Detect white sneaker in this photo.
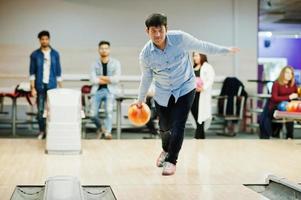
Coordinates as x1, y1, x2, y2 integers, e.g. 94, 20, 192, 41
162, 162, 176, 176
37, 132, 45, 140
156, 151, 168, 167
104, 132, 112, 140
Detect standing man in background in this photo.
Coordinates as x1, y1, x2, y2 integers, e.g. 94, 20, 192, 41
29, 30, 63, 139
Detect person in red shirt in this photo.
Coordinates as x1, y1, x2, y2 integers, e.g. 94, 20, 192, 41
269, 66, 298, 138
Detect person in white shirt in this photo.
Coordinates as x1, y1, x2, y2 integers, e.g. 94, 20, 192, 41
191, 53, 215, 139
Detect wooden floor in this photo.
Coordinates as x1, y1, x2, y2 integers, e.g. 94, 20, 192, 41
1, 139, 301, 199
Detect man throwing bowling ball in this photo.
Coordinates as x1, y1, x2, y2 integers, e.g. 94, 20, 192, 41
134, 13, 239, 176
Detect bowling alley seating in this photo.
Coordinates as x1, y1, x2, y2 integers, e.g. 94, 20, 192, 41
271, 101, 301, 139
0, 83, 37, 136
213, 95, 246, 136
271, 117, 294, 139
212, 77, 247, 136
259, 99, 294, 139
81, 85, 92, 116
81, 85, 93, 138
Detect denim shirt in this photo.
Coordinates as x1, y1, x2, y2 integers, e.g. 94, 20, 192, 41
90, 57, 121, 95
138, 30, 230, 107
29, 48, 62, 92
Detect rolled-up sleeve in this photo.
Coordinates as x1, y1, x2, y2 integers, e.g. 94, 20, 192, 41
138, 55, 153, 102
29, 54, 36, 80
29, 75, 35, 81
181, 31, 230, 54
56, 76, 63, 82
56, 53, 62, 81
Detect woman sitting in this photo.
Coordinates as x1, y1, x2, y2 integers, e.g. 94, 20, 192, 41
270, 66, 298, 139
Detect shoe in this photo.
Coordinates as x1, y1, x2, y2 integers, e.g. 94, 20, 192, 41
104, 133, 112, 140
233, 124, 239, 134
37, 132, 45, 140
96, 128, 105, 139
156, 151, 168, 167
162, 162, 176, 176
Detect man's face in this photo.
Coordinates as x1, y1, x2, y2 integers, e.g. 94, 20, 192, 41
146, 25, 167, 47
39, 36, 50, 48
99, 44, 110, 57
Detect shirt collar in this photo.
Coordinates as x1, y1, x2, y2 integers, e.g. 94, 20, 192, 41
98, 58, 110, 65
39, 46, 52, 53
39, 48, 52, 58
150, 34, 172, 52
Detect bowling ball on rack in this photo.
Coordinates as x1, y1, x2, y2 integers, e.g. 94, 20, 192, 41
287, 101, 299, 112
297, 102, 301, 112
128, 103, 151, 126
277, 101, 288, 111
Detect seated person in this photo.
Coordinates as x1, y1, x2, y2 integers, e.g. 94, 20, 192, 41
269, 66, 298, 139
90, 41, 121, 139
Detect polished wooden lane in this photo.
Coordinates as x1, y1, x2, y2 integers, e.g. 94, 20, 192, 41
0, 139, 301, 199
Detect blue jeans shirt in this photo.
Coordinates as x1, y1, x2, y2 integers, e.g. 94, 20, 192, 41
29, 48, 62, 92
138, 30, 230, 107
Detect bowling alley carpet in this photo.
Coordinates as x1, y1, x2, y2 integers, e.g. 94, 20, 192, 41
0, 139, 301, 199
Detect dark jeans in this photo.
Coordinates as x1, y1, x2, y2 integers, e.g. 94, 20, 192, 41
145, 96, 158, 135
191, 92, 205, 139
37, 84, 48, 132
155, 89, 195, 165
269, 107, 294, 139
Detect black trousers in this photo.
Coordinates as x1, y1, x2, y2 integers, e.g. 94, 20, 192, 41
145, 96, 158, 135
270, 107, 294, 139
155, 89, 195, 165
191, 92, 205, 139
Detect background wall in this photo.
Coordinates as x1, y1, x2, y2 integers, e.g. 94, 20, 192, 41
0, 0, 258, 93
259, 36, 301, 69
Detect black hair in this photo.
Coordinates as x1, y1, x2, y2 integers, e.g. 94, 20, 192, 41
38, 30, 50, 39
145, 13, 167, 28
98, 40, 110, 47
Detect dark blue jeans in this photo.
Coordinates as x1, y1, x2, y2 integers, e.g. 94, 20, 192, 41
155, 89, 195, 165
37, 84, 48, 132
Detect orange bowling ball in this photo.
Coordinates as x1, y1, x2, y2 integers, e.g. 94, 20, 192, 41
297, 102, 301, 112
128, 103, 151, 126
287, 101, 299, 112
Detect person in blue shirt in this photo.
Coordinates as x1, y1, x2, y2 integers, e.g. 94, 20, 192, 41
90, 41, 121, 140
135, 13, 239, 176
29, 31, 62, 139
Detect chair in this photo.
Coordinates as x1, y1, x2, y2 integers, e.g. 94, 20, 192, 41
81, 85, 92, 138
211, 77, 248, 136
81, 85, 92, 116
212, 95, 246, 136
